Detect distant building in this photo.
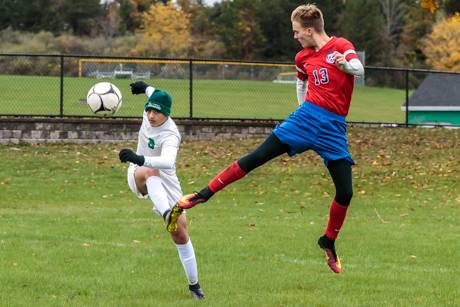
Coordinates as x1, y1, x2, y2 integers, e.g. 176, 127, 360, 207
403, 73, 460, 125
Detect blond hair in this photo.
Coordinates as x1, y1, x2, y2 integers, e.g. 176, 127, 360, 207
291, 3, 325, 33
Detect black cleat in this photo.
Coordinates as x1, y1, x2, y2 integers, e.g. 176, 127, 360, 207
189, 282, 205, 300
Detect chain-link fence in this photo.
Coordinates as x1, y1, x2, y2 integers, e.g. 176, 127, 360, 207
1, 53, 459, 127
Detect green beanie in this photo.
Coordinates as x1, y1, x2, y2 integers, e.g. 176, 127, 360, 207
144, 90, 172, 116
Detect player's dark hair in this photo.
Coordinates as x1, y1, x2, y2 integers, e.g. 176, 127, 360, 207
291, 3, 325, 33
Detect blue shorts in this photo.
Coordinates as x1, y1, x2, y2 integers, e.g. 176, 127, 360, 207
273, 102, 354, 166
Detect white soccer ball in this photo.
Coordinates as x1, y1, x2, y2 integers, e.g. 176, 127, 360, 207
86, 82, 122, 116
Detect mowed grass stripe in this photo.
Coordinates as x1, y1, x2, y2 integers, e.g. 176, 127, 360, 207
0, 75, 406, 122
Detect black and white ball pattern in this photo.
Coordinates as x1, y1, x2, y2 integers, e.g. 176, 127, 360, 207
86, 82, 122, 116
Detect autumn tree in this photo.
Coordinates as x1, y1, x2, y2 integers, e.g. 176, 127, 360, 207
422, 15, 460, 71
420, 0, 460, 16
133, 2, 191, 57
420, 0, 439, 13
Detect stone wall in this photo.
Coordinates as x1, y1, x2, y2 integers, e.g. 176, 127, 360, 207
0, 117, 278, 144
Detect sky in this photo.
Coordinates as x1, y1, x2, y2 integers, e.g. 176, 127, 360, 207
203, 0, 222, 5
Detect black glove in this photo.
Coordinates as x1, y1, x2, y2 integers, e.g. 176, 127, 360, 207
130, 81, 149, 95
119, 148, 145, 166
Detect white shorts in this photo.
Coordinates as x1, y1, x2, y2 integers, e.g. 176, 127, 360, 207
127, 165, 183, 214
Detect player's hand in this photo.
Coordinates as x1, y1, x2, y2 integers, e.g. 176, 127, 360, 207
130, 81, 149, 95
119, 148, 145, 166
331, 51, 346, 67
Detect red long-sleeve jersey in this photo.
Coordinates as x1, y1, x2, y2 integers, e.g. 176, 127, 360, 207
295, 36, 359, 116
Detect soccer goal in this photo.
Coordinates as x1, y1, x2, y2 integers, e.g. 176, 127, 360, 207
78, 58, 189, 79
272, 72, 297, 84
78, 58, 297, 82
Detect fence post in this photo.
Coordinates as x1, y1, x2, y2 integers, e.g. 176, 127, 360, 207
59, 55, 64, 117
405, 69, 409, 126
189, 59, 193, 119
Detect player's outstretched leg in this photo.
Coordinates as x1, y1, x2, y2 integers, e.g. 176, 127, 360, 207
189, 282, 205, 300
178, 135, 289, 209
178, 161, 246, 209
317, 235, 342, 273
163, 205, 183, 233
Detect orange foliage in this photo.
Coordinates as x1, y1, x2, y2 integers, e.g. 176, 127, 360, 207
420, 0, 438, 14
423, 15, 460, 71
133, 2, 191, 57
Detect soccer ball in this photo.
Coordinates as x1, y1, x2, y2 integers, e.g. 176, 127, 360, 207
86, 82, 122, 116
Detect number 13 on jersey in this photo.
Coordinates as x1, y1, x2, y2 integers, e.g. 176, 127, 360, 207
312, 68, 329, 85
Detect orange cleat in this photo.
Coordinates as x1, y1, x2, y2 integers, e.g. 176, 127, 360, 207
317, 235, 342, 273
177, 192, 209, 209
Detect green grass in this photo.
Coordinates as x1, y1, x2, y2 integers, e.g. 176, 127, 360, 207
0, 75, 406, 122
1, 127, 459, 306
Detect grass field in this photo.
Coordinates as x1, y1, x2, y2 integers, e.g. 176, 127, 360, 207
1, 127, 459, 306
0, 75, 407, 122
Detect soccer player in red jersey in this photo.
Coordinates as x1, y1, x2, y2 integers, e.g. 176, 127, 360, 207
174, 3, 364, 274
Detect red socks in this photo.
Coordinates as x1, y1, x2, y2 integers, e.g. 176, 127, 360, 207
208, 161, 247, 193
325, 199, 349, 240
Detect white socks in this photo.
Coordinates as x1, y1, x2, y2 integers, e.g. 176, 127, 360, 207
146, 176, 170, 217
146, 176, 198, 285
176, 239, 198, 285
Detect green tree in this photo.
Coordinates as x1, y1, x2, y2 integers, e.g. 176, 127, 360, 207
397, 3, 436, 67
255, 0, 300, 60
341, 0, 390, 65
100, 1, 122, 37
0, 0, 66, 33
61, 0, 104, 35
444, 0, 460, 15
314, 0, 345, 36
378, 0, 411, 47
256, 0, 344, 60
0, 0, 105, 35
201, 0, 266, 59
182, 1, 227, 58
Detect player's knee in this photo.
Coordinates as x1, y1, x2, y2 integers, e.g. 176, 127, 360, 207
144, 169, 160, 180
336, 188, 353, 206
